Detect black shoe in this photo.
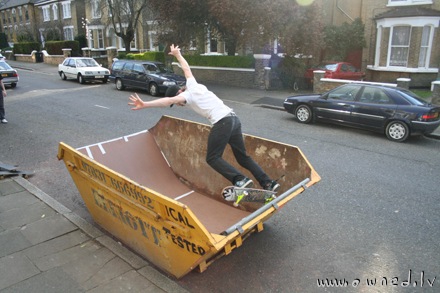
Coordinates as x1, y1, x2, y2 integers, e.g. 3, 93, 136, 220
264, 180, 280, 192
234, 177, 254, 188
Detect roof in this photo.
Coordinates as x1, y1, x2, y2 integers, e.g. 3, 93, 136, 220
375, 6, 440, 19
0, 0, 41, 10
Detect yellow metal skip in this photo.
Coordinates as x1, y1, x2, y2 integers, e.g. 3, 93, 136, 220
57, 115, 320, 278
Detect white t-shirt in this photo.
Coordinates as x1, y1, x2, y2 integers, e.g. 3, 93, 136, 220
180, 77, 232, 124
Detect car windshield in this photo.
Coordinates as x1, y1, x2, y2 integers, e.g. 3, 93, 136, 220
398, 89, 427, 106
317, 64, 338, 71
0, 62, 12, 70
76, 58, 99, 67
156, 64, 168, 73
142, 63, 168, 74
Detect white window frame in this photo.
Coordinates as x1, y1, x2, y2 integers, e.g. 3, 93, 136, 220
42, 6, 50, 22
18, 7, 22, 22
97, 28, 104, 49
418, 25, 433, 68
389, 25, 411, 67
147, 31, 157, 51
62, 1, 71, 19
92, 0, 101, 19
89, 25, 105, 49
11, 9, 16, 23
387, 0, 433, 6
63, 26, 74, 41
52, 4, 58, 20
368, 16, 439, 73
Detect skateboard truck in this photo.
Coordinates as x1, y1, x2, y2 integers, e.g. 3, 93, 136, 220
233, 191, 277, 207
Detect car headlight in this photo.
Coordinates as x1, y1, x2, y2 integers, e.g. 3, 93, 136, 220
163, 81, 176, 86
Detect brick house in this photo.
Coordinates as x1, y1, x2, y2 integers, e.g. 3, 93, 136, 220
0, 0, 40, 46
1, 0, 439, 87
323, 0, 440, 87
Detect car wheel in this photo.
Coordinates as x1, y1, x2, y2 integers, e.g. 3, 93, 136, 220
295, 104, 313, 124
115, 78, 125, 90
11, 83, 17, 88
149, 83, 159, 96
78, 74, 85, 84
60, 72, 67, 80
385, 121, 409, 142
102, 78, 108, 84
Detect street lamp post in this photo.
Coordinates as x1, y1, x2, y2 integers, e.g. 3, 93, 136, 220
81, 18, 92, 48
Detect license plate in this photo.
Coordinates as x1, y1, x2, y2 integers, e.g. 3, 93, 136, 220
95, 75, 104, 78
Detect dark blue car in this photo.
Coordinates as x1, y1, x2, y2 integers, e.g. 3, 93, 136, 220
109, 60, 186, 96
283, 83, 440, 142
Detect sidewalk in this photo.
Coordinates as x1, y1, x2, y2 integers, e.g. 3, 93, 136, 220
0, 177, 189, 293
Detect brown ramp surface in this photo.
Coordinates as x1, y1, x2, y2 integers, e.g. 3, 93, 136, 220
77, 130, 250, 234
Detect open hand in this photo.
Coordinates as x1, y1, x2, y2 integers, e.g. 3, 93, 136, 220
168, 44, 181, 57
128, 93, 145, 110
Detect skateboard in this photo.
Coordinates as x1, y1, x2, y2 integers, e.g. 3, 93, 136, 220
0, 162, 34, 179
222, 186, 277, 207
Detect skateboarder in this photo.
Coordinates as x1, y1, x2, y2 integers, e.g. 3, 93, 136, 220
129, 44, 280, 192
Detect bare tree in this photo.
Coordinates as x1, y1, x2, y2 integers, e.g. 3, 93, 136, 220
149, 0, 324, 56
103, 0, 151, 53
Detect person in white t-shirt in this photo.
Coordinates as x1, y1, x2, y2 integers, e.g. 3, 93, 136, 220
129, 44, 280, 192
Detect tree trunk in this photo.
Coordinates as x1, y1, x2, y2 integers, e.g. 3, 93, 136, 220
124, 38, 132, 53
225, 37, 237, 56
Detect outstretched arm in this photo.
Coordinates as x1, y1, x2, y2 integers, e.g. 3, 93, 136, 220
128, 93, 186, 110
168, 44, 193, 79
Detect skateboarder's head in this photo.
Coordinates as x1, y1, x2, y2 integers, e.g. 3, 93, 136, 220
165, 85, 182, 97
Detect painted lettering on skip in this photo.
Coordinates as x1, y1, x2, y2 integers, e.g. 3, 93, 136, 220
162, 227, 206, 256
92, 188, 160, 245
165, 206, 195, 229
80, 159, 154, 209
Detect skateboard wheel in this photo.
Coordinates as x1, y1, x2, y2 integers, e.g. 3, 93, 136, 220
233, 202, 239, 207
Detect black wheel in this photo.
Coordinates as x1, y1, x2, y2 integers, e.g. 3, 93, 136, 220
115, 78, 125, 90
295, 104, 313, 124
385, 121, 409, 142
60, 72, 67, 80
102, 78, 108, 83
10, 83, 17, 88
149, 83, 159, 96
78, 74, 85, 84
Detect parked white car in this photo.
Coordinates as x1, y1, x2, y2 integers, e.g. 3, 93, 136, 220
58, 57, 110, 84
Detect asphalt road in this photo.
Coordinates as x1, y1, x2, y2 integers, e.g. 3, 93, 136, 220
1, 62, 439, 292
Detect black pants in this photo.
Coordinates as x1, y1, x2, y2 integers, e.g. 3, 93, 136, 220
206, 115, 270, 187
0, 92, 4, 119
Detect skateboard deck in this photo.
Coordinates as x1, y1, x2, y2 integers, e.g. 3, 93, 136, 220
0, 162, 19, 172
222, 186, 277, 207
0, 163, 34, 179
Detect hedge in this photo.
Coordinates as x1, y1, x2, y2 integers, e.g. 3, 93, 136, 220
183, 55, 254, 68
45, 41, 80, 56
13, 42, 40, 54
123, 52, 254, 68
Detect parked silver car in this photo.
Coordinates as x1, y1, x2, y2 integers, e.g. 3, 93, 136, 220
0, 61, 19, 88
